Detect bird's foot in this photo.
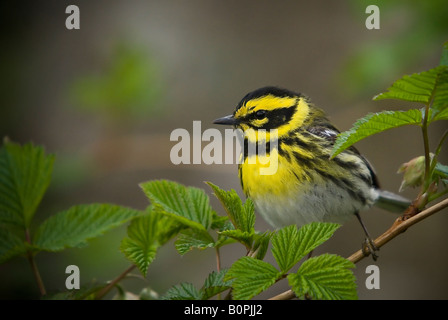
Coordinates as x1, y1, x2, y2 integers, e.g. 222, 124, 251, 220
361, 238, 379, 261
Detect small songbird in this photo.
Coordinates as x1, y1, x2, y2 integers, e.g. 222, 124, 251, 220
213, 86, 410, 259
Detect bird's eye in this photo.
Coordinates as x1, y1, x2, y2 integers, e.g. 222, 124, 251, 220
255, 110, 267, 119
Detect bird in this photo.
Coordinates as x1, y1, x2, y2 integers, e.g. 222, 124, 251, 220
213, 86, 410, 260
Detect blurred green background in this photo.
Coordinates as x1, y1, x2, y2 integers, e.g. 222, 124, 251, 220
0, 0, 447, 299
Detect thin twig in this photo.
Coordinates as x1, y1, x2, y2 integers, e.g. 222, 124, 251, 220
348, 197, 448, 263
25, 229, 46, 297
269, 289, 296, 300
216, 247, 221, 272
95, 264, 136, 300
26, 251, 46, 297
216, 247, 222, 300
269, 197, 448, 300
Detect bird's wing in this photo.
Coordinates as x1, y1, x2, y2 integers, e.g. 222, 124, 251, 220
307, 124, 381, 189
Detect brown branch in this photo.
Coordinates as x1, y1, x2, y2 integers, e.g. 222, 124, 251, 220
95, 264, 136, 300
269, 197, 448, 300
348, 197, 448, 263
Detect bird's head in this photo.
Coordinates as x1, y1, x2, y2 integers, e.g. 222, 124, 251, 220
213, 86, 319, 138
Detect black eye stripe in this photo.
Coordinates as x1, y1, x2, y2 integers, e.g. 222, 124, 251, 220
250, 105, 297, 129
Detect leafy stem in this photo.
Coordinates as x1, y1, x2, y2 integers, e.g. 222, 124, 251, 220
25, 229, 46, 297
428, 129, 448, 189
421, 102, 432, 195
434, 129, 448, 158
428, 188, 448, 203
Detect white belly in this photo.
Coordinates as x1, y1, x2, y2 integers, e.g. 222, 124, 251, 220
253, 182, 379, 229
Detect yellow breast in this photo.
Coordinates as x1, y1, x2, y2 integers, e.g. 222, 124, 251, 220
239, 149, 311, 200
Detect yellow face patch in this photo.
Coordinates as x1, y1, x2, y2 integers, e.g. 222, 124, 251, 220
251, 118, 269, 127
281, 97, 309, 134
234, 95, 310, 139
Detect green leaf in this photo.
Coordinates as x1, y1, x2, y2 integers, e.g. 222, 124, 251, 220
210, 211, 229, 230
432, 68, 448, 115
121, 238, 157, 277
207, 182, 255, 235
120, 210, 175, 276
140, 181, 217, 257
162, 282, 201, 300
214, 237, 237, 249
435, 162, 448, 178
272, 223, 339, 273
141, 180, 214, 231
432, 107, 448, 121
174, 229, 215, 255
219, 229, 253, 249
250, 231, 272, 260
369, 44, 448, 124
331, 109, 423, 158
0, 141, 54, 228
156, 216, 184, 246
271, 225, 301, 273
0, 225, 28, 264
201, 269, 232, 300
34, 204, 142, 251
162, 270, 232, 300
288, 254, 357, 300
433, 42, 448, 114
295, 222, 341, 261
371, 46, 448, 121
225, 257, 281, 300
373, 66, 446, 104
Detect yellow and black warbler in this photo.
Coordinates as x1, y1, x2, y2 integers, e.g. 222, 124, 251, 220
213, 86, 410, 259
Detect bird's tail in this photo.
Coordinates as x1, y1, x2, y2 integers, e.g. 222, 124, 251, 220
374, 190, 412, 213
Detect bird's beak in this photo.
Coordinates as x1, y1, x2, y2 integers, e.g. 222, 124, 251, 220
213, 114, 238, 126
